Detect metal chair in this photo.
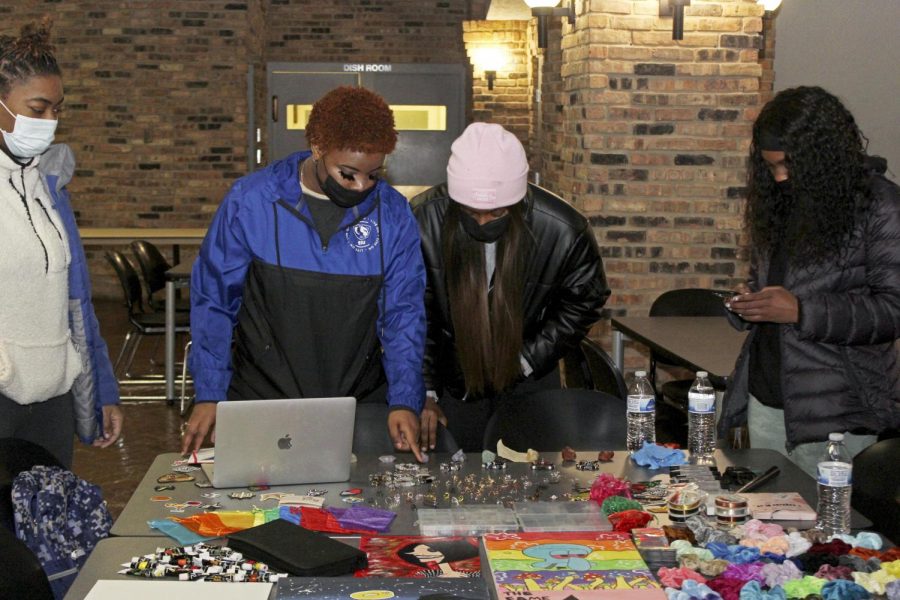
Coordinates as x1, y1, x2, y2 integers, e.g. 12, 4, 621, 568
852, 438, 900, 543
483, 389, 626, 453
562, 337, 628, 400
130, 240, 190, 312
105, 250, 190, 381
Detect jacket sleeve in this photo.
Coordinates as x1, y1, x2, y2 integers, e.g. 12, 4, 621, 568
794, 180, 900, 345
522, 223, 610, 377
379, 198, 427, 413
188, 181, 253, 402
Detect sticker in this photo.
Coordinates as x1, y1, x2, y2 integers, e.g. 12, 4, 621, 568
172, 465, 200, 473
157, 473, 195, 483
185, 501, 202, 507
247, 485, 270, 492
342, 496, 365, 504
340, 488, 363, 496
200, 492, 220, 499
194, 481, 213, 488
154, 485, 176, 492
150, 496, 173, 502
260, 493, 287, 502
229, 491, 255, 500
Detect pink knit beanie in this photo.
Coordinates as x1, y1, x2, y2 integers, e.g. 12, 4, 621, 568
446, 122, 528, 210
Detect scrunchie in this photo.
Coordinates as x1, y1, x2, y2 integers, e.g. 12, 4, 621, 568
723, 562, 766, 585
820, 579, 871, 600
741, 519, 785, 540
782, 575, 826, 598
885, 579, 900, 600
600, 495, 643, 517
852, 570, 894, 596
687, 515, 739, 546
707, 543, 762, 565
665, 579, 723, 600
838, 555, 881, 574
883, 560, 900, 579
739, 581, 787, 600
786, 532, 813, 558
608, 509, 653, 532
666, 525, 698, 545
809, 540, 853, 556
830, 532, 882, 551
795, 528, 830, 545
762, 561, 804, 588
589, 473, 632, 505
672, 539, 715, 561
681, 554, 730, 578
793, 552, 841, 574
880, 548, 900, 563
706, 576, 747, 600
814, 564, 854, 581
659, 566, 708, 589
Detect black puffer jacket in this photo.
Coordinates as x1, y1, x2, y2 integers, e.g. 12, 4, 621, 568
720, 162, 900, 449
412, 183, 610, 398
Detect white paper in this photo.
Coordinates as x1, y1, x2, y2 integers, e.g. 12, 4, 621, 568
85, 580, 273, 600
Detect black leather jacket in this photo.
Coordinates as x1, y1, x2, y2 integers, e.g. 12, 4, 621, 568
720, 160, 900, 449
412, 183, 610, 398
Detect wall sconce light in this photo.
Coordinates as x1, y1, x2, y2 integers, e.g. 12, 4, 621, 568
470, 46, 508, 92
659, 0, 691, 40
524, 0, 575, 49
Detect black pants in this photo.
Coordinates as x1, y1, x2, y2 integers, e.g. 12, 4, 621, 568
0, 390, 75, 469
438, 368, 561, 452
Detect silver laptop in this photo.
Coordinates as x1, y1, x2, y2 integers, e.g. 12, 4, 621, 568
204, 397, 356, 488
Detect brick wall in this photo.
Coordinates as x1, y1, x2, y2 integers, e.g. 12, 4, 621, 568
4, 1, 481, 298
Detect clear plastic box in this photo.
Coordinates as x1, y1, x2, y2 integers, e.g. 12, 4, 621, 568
416, 506, 519, 536
513, 501, 612, 532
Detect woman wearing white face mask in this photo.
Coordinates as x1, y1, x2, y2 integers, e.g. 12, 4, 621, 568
0, 19, 123, 467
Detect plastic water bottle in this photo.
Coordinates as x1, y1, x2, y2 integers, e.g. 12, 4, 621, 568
815, 432, 852, 536
687, 371, 716, 463
626, 370, 656, 452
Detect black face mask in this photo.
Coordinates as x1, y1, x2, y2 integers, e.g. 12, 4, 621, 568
775, 179, 792, 197
315, 159, 371, 208
459, 210, 510, 243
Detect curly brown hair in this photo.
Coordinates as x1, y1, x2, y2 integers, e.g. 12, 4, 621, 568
0, 17, 60, 96
306, 86, 397, 155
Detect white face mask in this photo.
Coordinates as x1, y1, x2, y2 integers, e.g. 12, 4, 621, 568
0, 98, 58, 158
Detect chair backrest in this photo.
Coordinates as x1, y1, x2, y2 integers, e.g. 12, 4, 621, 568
483, 389, 626, 453
851, 438, 900, 543
561, 338, 628, 400
353, 403, 459, 455
130, 240, 172, 303
105, 250, 144, 315
649, 288, 730, 317
0, 526, 54, 600
0, 439, 63, 533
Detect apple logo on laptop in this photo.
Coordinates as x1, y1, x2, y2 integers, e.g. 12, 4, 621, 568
277, 434, 293, 450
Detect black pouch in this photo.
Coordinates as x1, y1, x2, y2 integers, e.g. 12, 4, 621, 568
228, 520, 368, 576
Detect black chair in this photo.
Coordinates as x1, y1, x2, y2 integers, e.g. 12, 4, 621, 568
0, 439, 59, 600
852, 438, 900, 543
648, 288, 731, 444
106, 250, 191, 379
352, 403, 460, 455
482, 389, 626, 453
562, 338, 628, 400
130, 240, 190, 312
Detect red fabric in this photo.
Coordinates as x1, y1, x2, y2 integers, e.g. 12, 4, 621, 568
608, 510, 653, 533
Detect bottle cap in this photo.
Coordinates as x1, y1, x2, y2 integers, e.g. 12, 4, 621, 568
828, 432, 845, 441
635, 370, 646, 377
696, 371, 708, 377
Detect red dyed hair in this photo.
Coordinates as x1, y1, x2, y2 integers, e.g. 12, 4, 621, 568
306, 86, 398, 155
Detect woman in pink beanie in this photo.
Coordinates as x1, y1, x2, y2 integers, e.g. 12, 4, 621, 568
412, 123, 610, 451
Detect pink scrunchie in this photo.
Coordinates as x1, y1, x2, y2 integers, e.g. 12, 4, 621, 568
742, 519, 785, 540
706, 576, 746, 600
723, 562, 766, 584
657, 566, 707, 589
761, 561, 803, 588
589, 472, 631, 505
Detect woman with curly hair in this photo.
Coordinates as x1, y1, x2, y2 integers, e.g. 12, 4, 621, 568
720, 86, 899, 476
0, 19, 123, 466
183, 86, 426, 461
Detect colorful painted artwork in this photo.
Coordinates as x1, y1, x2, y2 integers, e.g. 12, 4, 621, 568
482, 531, 665, 600
277, 576, 490, 600
357, 536, 482, 578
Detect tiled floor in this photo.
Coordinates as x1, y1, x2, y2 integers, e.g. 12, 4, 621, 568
71, 299, 190, 519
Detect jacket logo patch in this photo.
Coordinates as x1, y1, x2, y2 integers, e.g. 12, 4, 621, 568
347, 218, 379, 252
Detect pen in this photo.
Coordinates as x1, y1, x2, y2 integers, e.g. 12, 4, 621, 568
735, 466, 781, 493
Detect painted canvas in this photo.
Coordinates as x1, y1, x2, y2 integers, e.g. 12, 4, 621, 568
481, 531, 665, 600
357, 536, 482, 578
277, 576, 490, 600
